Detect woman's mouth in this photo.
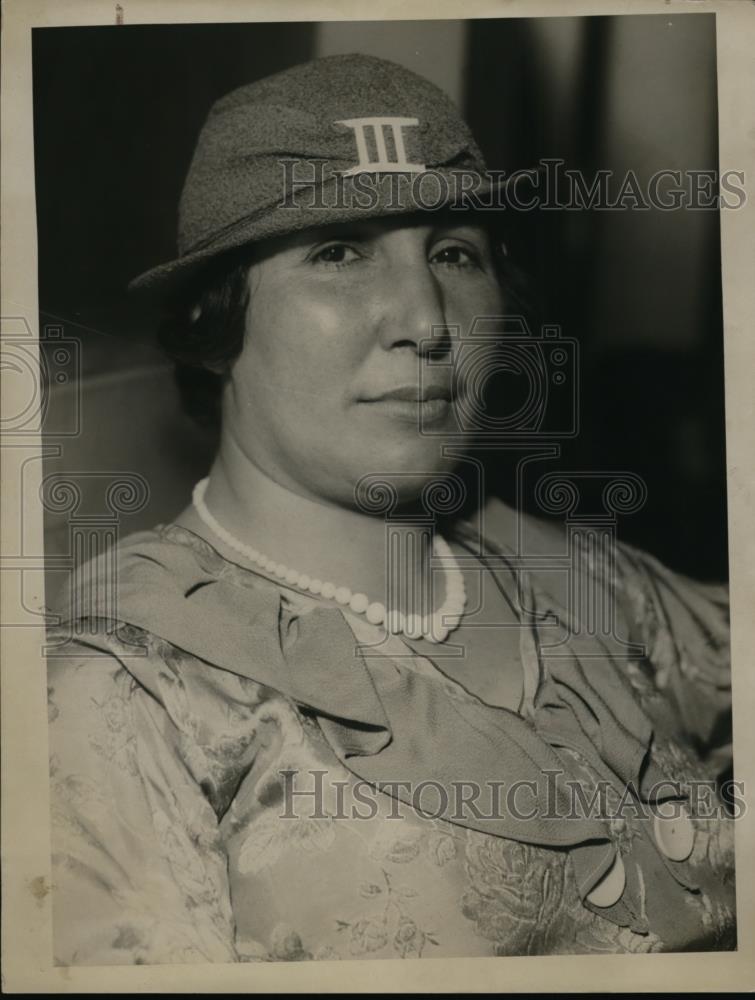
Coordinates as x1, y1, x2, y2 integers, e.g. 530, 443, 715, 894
361, 385, 455, 424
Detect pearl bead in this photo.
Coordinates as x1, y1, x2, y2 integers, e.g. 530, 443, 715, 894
366, 602, 385, 625
405, 614, 423, 640
427, 614, 448, 640
191, 478, 467, 646
387, 610, 405, 635
349, 592, 369, 614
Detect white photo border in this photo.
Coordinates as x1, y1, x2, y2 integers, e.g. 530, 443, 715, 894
2, 0, 754, 992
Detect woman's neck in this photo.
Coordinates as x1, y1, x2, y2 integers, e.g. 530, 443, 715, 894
180, 441, 457, 617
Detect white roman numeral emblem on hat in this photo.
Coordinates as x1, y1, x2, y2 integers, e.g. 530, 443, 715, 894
335, 117, 425, 175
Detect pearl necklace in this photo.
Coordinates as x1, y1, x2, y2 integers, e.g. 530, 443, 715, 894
191, 477, 466, 644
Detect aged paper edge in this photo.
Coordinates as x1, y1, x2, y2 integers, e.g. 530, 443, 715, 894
1, 0, 753, 992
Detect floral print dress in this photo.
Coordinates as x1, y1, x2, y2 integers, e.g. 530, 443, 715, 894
46, 502, 736, 964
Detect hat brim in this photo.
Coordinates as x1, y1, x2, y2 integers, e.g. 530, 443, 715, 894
128, 171, 531, 303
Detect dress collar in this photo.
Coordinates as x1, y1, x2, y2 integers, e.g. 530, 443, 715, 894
53, 512, 682, 919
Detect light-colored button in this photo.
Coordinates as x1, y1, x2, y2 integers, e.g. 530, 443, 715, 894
586, 852, 626, 908
654, 808, 695, 862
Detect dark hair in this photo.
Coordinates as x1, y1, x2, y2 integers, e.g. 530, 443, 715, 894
156, 247, 255, 430
157, 220, 531, 431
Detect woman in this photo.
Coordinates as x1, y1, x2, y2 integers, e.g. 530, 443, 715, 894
47, 53, 735, 964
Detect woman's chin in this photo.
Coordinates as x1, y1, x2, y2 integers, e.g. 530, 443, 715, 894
288, 433, 471, 510
360, 441, 459, 477
336, 448, 466, 514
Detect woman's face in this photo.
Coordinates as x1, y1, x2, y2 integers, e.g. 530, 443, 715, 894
223, 213, 505, 507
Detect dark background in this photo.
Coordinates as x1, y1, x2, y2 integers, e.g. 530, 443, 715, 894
33, 15, 729, 581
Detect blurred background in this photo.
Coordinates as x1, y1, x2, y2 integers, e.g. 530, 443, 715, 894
32, 13, 729, 585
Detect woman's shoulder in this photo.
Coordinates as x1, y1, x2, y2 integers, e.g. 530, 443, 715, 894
46, 520, 289, 711
459, 493, 569, 556
470, 493, 731, 684
45, 518, 344, 724
471, 493, 728, 607
49, 520, 281, 627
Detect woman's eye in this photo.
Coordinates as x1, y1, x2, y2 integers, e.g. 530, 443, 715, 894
431, 244, 480, 268
311, 243, 360, 265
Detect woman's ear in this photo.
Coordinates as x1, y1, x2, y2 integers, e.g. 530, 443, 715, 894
188, 303, 226, 374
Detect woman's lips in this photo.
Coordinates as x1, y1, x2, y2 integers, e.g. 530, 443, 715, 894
360, 386, 455, 424
367, 397, 452, 422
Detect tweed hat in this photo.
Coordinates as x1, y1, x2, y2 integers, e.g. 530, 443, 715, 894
130, 53, 514, 298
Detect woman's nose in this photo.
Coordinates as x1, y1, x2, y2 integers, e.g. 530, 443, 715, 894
375, 257, 450, 357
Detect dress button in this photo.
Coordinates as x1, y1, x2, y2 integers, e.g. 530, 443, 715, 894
653, 808, 695, 862
586, 852, 626, 908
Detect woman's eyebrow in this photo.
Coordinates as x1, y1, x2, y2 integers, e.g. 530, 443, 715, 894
429, 222, 487, 238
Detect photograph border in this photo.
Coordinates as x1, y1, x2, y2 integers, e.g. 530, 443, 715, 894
2, 0, 754, 992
